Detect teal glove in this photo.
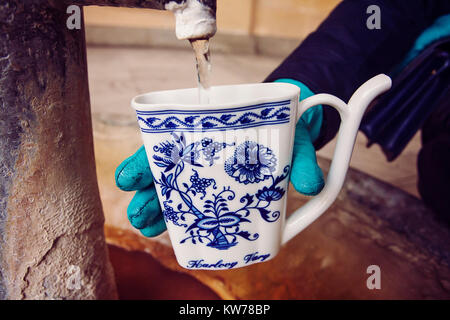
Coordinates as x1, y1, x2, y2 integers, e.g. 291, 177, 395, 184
392, 14, 450, 75
275, 79, 324, 196
115, 80, 324, 237
115, 146, 166, 237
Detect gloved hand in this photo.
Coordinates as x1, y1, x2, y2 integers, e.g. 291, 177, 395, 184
392, 14, 450, 75
115, 80, 324, 237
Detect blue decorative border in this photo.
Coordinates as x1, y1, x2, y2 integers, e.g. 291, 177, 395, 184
136, 100, 291, 133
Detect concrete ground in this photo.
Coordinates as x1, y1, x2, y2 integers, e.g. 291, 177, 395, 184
87, 45, 421, 199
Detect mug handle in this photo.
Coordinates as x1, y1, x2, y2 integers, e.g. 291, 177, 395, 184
282, 74, 392, 244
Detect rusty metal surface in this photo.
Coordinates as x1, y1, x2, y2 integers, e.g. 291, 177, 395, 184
108, 244, 220, 299
74, 0, 216, 15
0, 0, 118, 299
0, 0, 217, 300
74, 0, 179, 10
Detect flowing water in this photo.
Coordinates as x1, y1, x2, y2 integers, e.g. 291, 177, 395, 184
190, 38, 212, 104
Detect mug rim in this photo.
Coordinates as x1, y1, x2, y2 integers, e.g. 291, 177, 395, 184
131, 82, 300, 112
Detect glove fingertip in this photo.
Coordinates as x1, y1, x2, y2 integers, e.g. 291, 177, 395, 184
116, 146, 153, 191
139, 218, 167, 237
127, 187, 161, 229
115, 159, 133, 191
290, 155, 325, 196
291, 173, 324, 196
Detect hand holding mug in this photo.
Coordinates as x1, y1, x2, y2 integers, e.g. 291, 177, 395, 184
118, 74, 391, 269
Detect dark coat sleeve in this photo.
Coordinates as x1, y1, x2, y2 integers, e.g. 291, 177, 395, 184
265, 0, 450, 149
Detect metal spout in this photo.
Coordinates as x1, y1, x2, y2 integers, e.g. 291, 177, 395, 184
75, 0, 217, 40
165, 0, 217, 40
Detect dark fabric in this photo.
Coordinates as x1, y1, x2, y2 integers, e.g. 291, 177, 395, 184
265, 0, 450, 148
360, 38, 450, 161
314, 106, 341, 150
418, 89, 450, 224
421, 88, 450, 145
418, 135, 450, 224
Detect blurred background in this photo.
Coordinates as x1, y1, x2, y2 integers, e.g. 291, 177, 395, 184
85, 1, 446, 299
84, 0, 339, 55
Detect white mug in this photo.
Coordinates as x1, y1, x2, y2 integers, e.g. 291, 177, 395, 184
132, 74, 391, 269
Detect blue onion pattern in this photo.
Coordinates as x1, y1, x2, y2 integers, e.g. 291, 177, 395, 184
225, 141, 277, 184
153, 132, 290, 250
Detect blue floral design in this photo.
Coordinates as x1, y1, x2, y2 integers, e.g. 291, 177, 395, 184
190, 169, 216, 199
224, 141, 277, 184
152, 133, 290, 250
200, 138, 229, 166
162, 200, 186, 227
256, 186, 285, 202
